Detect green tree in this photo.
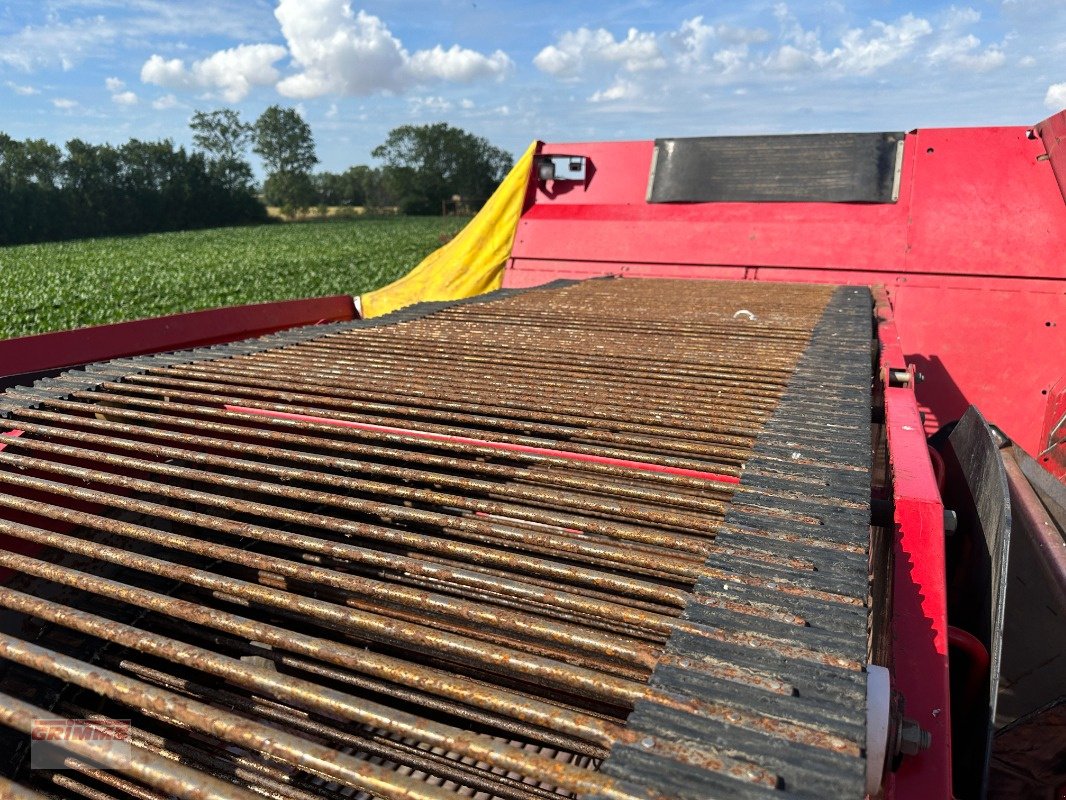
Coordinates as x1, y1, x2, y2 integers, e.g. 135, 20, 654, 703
190, 109, 254, 191
253, 105, 318, 212
371, 123, 512, 215
263, 171, 316, 214
0, 135, 64, 243
253, 106, 318, 174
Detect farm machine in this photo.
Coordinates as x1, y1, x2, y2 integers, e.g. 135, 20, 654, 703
0, 109, 1063, 800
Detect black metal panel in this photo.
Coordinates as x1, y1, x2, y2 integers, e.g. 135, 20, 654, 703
648, 133, 903, 203
989, 699, 1066, 799
942, 408, 1012, 800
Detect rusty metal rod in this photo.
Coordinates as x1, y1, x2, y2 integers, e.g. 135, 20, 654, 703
59, 710, 358, 800
0, 447, 682, 635
59, 761, 170, 800
225, 347, 784, 411
0, 440, 703, 579
82, 380, 753, 467
0, 692, 264, 800
0, 480, 658, 673
14, 399, 737, 513
121, 660, 575, 800
8, 415, 722, 541
0, 592, 638, 800
0, 521, 649, 706
262, 342, 794, 399
209, 353, 779, 423
151, 362, 766, 437
39, 392, 743, 490
125, 372, 759, 451
289, 332, 799, 387
0, 449, 694, 601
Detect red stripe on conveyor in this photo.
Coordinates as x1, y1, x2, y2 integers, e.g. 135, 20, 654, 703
223, 405, 741, 485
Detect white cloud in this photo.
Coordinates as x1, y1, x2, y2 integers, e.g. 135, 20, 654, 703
407, 45, 512, 83
943, 7, 982, 28
5, 81, 39, 95
766, 11, 934, 75
590, 79, 642, 103
273, 0, 511, 99
151, 93, 179, 110
409, 95, 452, 113
112, 90, 138, 105
141, 43, 287, 102
927, 10, 1007, 73
1047, 82, 1066, 109
534, 27, 666, 78
665, 17, 768, 74
829, 14, 933, 73
52, 98, 78, 109
460, 98, 475, 109
536, 12, 936, 88
104, 76, 125, 92
0, 16, 118, 71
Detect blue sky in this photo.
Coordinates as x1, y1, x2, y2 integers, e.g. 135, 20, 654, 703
1, 0, 1063, 174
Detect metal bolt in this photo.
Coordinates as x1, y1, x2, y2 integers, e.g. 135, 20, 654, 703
897, 719, 931, 756
943, 510, 958, 533
640, 737, 655, 749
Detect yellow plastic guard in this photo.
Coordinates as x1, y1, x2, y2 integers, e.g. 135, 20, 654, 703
359, 141, 538, 318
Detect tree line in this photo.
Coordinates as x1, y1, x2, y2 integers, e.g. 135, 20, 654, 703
0, 134, 267, 246
0, 106, 514, 247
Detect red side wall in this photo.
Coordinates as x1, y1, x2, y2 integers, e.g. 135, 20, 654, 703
0, 295, 357, 383
506, 116, 1066, 457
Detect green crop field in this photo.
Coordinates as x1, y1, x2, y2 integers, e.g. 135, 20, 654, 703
0, 217, 466, 340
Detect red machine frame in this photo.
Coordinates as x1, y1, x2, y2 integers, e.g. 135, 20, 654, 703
0, 112, 1063, 799
878, 291, 951, 798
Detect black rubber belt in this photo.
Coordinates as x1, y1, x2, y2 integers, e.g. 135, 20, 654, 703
595, 286, 873, 800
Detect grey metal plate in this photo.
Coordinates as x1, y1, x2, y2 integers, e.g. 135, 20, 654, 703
647, 132, 904, 204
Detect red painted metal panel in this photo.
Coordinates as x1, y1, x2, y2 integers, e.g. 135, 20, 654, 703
514, 201, 910, 273
888, 283, 1064, 454
1039, 377, 1066, 480
1036, 110, 1066, 203
878, 294, 952, 800
903, 126, 1062, 279
0, 295, 357, 381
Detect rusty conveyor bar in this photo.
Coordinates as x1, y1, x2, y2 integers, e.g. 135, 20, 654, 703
0, 278, 873, 800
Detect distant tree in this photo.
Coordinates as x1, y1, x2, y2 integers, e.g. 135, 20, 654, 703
371, 123, 512, 215
190, 109, 254, 191
0, 131, 266, 247
253, 105, 318, 212
312, 165, 393, 208
263, 170, 316, 215
0, 135, 64, 242
253, 106, 318, 174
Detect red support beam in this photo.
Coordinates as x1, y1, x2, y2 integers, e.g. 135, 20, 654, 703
877, 290, 952, 799
0, 295, 357, 382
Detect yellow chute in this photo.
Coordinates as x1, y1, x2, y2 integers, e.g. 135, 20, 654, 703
359, 141, 538, 318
